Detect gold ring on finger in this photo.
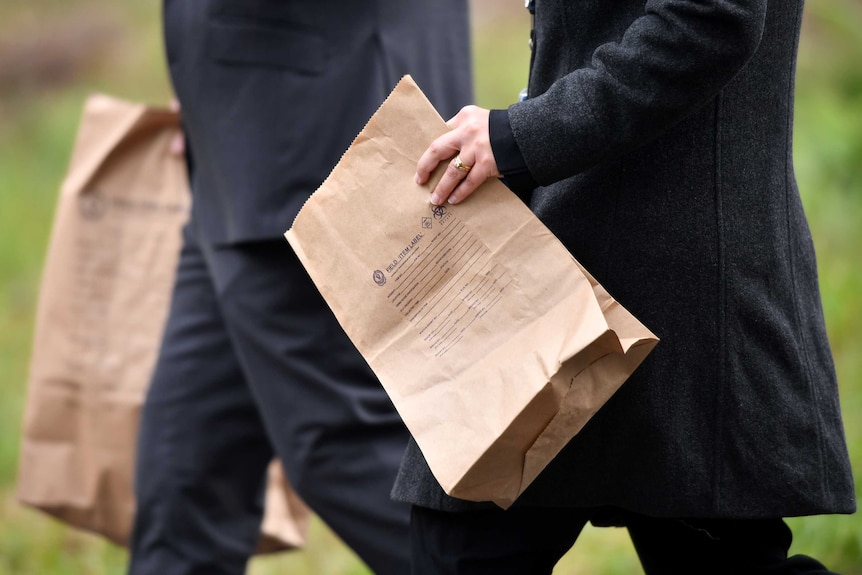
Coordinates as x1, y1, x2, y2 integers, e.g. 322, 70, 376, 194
453, 155, 472, 173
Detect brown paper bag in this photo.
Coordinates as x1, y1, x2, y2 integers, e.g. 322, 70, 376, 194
16, 94, 310, 551
285, 76, 659, 508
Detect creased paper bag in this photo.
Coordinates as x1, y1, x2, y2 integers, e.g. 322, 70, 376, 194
285, 76, 659, 509
17, 94, 310, 552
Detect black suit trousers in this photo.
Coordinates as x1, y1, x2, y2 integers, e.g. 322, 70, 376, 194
410, 506, 840, 575
129, 219, 411, 575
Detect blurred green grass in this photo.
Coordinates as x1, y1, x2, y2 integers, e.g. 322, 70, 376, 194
0, 2, 859, 574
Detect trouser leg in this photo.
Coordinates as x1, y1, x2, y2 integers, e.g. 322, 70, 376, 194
205, 238, 412, 575
626, 516, 840, 575
129, 226, 273, 575
409, 505, 589, 575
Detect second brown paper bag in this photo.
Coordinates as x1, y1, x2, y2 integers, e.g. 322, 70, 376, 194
285, 77, 659, 508
17, 94, 310, 551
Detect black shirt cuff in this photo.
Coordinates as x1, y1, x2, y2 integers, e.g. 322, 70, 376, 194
489, 108, 538, 203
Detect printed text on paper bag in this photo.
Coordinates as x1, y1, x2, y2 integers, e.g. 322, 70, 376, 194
376, 206, 513, 357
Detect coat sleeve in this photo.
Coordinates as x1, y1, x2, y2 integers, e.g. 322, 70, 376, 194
508, 0, 768, 186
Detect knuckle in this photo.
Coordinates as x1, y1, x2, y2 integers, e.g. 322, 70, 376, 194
428, 142, 447, 157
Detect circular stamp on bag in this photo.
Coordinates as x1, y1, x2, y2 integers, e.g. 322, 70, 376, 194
373, 270, 386, 286
79, 191, 107, 221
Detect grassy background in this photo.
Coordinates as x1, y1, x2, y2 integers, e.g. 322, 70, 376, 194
1, 1, 859, 573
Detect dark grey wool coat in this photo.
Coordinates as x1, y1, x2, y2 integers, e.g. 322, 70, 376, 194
393, 0, 856, 518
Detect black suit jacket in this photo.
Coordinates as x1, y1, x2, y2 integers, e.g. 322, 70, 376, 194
164, 0, 473, 243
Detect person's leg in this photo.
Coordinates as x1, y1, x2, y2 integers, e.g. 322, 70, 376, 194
129, 226, 274, 575
208, 239, 412, 575
626, 515, 840, 574
410, 505, 589, 575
